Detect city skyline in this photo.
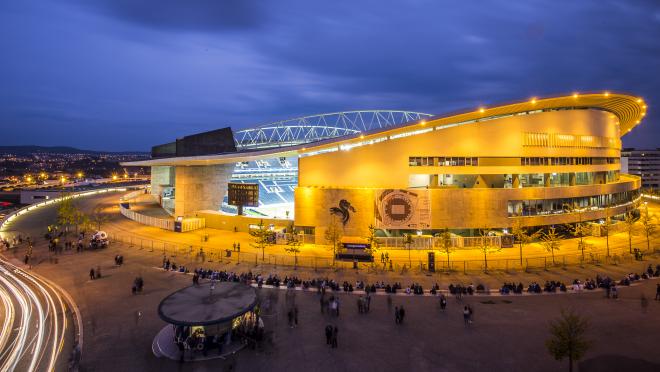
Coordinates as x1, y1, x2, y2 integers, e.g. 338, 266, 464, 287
1, 0, 659, 151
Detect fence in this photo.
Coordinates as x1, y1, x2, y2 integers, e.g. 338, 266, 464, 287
119, 190, 205, 232
376, 235, 502, 250
102, 229, 657, 274
119, 207, 174, 230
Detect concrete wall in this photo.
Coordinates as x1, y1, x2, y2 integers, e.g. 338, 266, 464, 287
299, 109, 620, 189
174, 164, 234, 217
294, 187, 376, 242
196, 210, 291, 233
19, 190, 59, 205
294, 176, 641, 240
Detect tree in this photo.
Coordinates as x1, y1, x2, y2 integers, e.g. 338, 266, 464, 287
403, 233, 414, 269
284, 223, 302, 269
640, 205, 656, 252
89, 205, 110, 231
541, 226, 563, 266
324, 218, 343, 266
623, 211, 637, 254
511, 219, 539, 266
249, 219, 274, 261
435, 228, 454, 270
546, 309, 591, 372
364, 224, 380, 260
478, 228, 502, 273
563, 203, 589, 262
602, 208, 613, 258
56, 195, 78, 235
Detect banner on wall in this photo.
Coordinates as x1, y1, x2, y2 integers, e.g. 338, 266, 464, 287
375, 189, 431, 229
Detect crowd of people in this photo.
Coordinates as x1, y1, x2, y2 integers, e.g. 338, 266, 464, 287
1, 234, 27, 250
159, 259, 660, 299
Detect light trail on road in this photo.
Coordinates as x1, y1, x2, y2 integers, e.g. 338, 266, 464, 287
0, 258, 68, 372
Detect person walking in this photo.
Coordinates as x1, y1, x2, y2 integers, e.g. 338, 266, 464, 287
463, 306, 470, 326
287, 309, 294, 328
641, 294, 649, 313
467, 305, 474, 323
325, 325, 333, 345
440, 294, 447, 311
89, 268, 95, 280
394, 306, 400, 324
331, 326, 338, 348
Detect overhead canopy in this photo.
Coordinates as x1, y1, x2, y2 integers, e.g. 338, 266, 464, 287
158, 282, 257, 326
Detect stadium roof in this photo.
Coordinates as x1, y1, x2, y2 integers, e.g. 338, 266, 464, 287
123, 92, 647, 167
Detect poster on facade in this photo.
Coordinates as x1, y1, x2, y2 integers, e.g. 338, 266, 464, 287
375, 189, 431, 229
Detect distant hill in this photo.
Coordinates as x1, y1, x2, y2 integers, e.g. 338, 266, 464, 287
0, 145, 148, 155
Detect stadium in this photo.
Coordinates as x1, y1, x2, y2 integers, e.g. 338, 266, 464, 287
123, 93, 646, 244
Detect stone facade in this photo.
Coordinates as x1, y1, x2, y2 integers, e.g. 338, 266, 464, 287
150, 166, 174, 198
174, 165, 234, 217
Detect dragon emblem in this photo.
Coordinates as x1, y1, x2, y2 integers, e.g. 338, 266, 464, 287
329, 199, 356, 226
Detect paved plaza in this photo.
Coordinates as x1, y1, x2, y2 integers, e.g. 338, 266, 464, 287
2, 191, 660, 371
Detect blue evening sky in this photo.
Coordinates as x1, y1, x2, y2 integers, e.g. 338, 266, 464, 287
0, 0, 658, 151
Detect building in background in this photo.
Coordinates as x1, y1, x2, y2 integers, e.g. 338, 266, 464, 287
621, 149, 660, 189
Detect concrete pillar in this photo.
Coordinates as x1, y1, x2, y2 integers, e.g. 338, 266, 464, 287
174, 164, 234, 217
150, 166, 174, 198
429, 174, 439, 188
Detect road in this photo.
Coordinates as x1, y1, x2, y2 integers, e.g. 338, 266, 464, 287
0, 257, 73, 371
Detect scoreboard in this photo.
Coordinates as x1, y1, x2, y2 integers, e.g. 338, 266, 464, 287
227, 183, 259, 211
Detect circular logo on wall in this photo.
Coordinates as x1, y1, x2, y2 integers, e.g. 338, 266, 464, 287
381, 190, 417, 227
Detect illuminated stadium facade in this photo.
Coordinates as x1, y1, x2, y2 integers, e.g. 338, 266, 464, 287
123, 93, 647, 242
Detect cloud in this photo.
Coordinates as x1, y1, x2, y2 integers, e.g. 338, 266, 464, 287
0, 0, 659, 150
69, 0, 269, 32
